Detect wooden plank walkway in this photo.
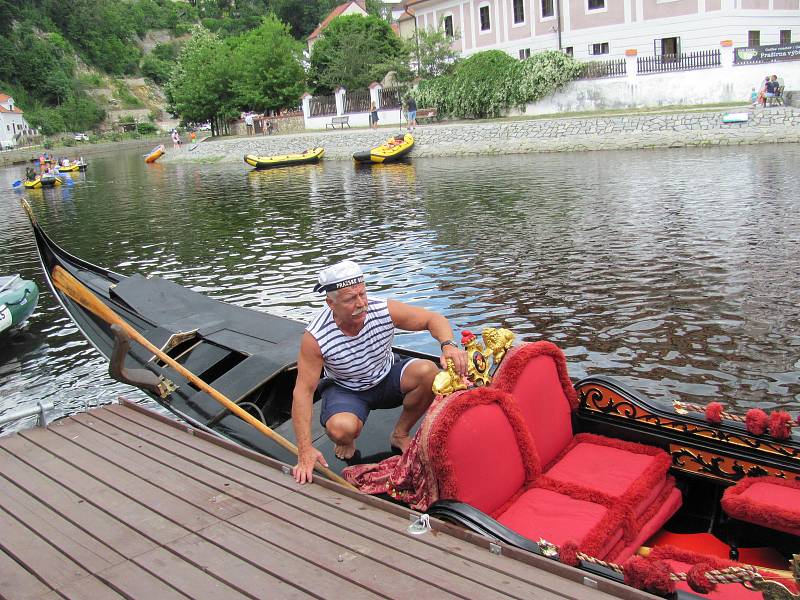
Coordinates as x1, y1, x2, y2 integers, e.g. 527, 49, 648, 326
0, 400, 655, 600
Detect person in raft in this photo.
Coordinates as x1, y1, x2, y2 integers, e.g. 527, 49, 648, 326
291, 260, 468, 483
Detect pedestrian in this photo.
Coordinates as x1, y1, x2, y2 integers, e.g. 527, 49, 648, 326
369, 102, 379, 129
405, 96, 417, 131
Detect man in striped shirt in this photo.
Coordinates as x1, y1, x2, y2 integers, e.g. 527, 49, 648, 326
292, 260, 467, 484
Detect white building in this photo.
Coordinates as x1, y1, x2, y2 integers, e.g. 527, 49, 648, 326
402, 0, 800, 61
0, 93, 36, 149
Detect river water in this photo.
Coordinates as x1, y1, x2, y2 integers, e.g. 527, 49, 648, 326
1, 144, 799, 433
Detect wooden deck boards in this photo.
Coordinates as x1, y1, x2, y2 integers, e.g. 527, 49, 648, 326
0, 401, 655, 600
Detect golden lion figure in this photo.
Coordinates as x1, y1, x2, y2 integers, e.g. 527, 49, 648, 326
482, 327, 515, 363
432, 358, 468, 397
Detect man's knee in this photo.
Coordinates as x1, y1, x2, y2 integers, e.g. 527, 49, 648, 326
325, 412, 362, 441
402, 360, 440, 397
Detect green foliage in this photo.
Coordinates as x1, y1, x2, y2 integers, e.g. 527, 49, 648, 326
415, 50, 583, 119
228, 15, 305, 112
308, 14, 408, 94
141, 54, 172, 84
166, 25, 237, 125
257, 0, 339, 39
410, 27, 461, 78
136, 122, 158, 134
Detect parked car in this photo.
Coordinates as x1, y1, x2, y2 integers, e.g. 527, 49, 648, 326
198, 123, 211, 131
74, 132, 89, 142
0, 141, 15, 150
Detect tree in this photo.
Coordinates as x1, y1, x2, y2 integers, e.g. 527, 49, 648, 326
269, 0, 339, 39
307, 14, 407, 94
411, 26, 461, 78
228, 15, 305, 112
166, 26, 236, 130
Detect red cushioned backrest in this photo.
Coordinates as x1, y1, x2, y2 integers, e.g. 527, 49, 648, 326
445, 403, 527, 515
493, 343, 576, 468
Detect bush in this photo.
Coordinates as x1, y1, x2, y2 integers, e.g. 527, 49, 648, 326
415, 49, 583, 119
136, 122, 157, 134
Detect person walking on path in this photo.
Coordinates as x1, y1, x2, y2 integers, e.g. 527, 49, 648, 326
369, 102, 379, 129
405, 96, 417, 131
291, 260, 467, 483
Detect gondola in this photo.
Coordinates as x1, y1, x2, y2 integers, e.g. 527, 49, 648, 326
353, 133, 414, 164
22, 200, 800, 599
243, 147, 324, 169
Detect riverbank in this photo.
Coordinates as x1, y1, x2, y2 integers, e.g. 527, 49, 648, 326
164, 106, 800, 164
0, 136, 171, 168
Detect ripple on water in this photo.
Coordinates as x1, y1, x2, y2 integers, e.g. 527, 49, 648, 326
1, 145, 799, 434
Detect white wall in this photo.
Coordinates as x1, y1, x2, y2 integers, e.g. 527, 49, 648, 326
512, 59, 799, 114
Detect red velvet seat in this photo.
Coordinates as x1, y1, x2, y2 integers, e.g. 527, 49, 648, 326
721, 477, 800, 537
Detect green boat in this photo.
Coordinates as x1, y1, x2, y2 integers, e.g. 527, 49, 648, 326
0, 275, 39, 334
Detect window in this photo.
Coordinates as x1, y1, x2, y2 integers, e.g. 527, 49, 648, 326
565, 46, 574, 56
588, 0, 605, 9
443, 14, 454, 37
658, 36, 680, 56
589, 42, 609, 55
479, 5, 491, 31
519, 48, 531, 59
513, 0, 525, 23
780, 30, 791, 44
748, 30, 760, 47
541, 0, 554, 18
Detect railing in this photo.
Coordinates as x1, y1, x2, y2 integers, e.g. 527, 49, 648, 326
637, 49, 720, 74
378, 86, 402, 109
733, 42, 800, 65
344, 88, 371, 113
0, 401, 55, 431
578, 59, 626, 79
309, 94, 337, 117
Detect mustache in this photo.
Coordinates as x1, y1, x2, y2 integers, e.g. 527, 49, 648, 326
351, 307, 367, 317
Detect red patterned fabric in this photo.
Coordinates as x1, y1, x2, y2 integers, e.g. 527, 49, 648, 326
721, 476, 800, 536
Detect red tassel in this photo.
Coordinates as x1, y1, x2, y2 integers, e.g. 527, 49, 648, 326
558, 541, 580, 567
686, 562, 717, 594
704, 402, 724, 425
623, 556, 675, 595
745, 408, 768, 435
768, 411, 793, 439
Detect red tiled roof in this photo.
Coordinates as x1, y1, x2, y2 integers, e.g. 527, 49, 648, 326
0, 105, 23, 114
0, 93, 11, 102
308, 0, 367, 41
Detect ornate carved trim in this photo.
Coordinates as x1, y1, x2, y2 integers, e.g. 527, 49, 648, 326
578, 383, 800, 464
669, 444, 800, 483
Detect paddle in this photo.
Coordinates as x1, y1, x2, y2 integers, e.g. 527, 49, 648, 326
50, 265, 355, 490
61, 175, 74, 187
11, 180, 21, 188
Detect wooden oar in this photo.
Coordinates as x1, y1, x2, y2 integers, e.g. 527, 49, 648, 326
51, 265, 355, 489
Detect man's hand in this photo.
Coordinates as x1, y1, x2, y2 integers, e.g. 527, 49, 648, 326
292, 446, 328, 484
441, 343, 468, 377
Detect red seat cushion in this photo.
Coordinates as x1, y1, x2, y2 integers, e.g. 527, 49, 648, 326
721, 477, 800, 536
427, 387, 541, 515
542, 433, 672, 515
492, 342, 578, 468
497, 487, 624, 558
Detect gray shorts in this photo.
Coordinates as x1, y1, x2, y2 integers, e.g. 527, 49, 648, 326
319, 354, 416, 427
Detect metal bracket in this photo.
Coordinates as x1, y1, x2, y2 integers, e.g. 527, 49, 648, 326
109, 324, 176, 398
489, 543, 502, 556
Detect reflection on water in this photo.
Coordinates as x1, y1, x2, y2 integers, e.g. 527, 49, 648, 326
1, 144, 798, 433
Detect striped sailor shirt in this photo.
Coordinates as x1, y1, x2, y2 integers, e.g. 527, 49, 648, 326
306, 297, 395, 391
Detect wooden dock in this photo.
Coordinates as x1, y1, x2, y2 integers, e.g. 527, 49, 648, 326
0, 400, 654, 599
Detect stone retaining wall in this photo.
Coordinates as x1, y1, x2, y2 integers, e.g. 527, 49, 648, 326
165, 107, 800, 164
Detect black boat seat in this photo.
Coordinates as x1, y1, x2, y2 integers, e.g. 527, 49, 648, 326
175, 341, 233, 376
189, 353, 292, 418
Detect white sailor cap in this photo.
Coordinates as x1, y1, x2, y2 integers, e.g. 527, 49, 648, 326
313, 260, 365, 293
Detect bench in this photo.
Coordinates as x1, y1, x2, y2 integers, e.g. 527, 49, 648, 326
415, 107, 437, 123
326, 115, 350, 130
